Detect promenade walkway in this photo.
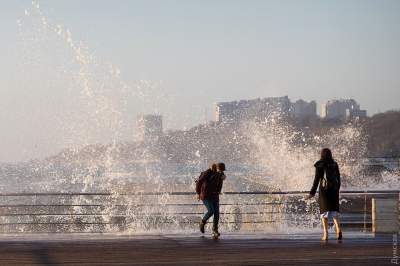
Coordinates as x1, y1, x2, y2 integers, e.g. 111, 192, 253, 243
0, 232, 396, 265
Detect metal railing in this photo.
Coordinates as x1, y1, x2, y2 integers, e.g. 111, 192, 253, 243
0, 190, 398, 233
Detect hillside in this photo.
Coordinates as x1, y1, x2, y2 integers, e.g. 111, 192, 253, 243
364, 110, 400, 157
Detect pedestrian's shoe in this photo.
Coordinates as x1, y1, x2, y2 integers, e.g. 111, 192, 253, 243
321, 233, 328, 241
337, 231, 343, 240
212, 229, 220, 239
199, 221, 206, 234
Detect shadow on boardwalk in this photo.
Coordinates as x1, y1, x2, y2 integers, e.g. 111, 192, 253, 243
0, 233, 395, 265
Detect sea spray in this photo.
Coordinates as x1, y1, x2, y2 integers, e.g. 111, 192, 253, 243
247, 114, 368, 191
244, 114, 369, 230
15, 1, 176, 232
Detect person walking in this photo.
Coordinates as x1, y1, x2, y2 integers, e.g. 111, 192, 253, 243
196, 163, 226, 239
306, 148, 342, 241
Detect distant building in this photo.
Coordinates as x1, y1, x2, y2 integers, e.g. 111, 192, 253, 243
321, 99, 367, 121
349, 109, 367, 119
215, 96, 292, 123
320, 103, 327, 118
136, 114, 163, 142
215, 96, 317, 123
290, 99, 317, 120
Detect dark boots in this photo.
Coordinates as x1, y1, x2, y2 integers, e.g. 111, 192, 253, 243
199, 220, 206, 233
212, 227, 220, 239
200, 220, 220, 238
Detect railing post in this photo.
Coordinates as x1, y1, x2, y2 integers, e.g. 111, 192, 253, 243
363, 192, 367, 232
372, 197, 399, 233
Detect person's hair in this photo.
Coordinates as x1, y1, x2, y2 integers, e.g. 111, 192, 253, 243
217, 162, 225, 172
210, 163, 217, 172
320, 148, 333, 161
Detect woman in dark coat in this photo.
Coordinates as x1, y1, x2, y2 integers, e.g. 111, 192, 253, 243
306, 148, 342, 241
196, 163, 226, 239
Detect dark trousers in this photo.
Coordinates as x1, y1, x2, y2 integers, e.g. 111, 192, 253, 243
202, 199, 220, 231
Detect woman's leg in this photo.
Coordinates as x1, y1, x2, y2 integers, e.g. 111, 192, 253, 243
321, 217, 329, 240
200, 199, 214, 233
333, 215, 342, 239
212, 200, 220, 233
202, 199, 215, 223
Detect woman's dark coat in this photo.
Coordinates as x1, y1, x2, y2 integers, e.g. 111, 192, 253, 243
196, 170, 223, 201
310, 159, 341, 213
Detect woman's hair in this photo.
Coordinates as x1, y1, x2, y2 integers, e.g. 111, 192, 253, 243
210, 163, 217, 172
217, 162, 225, 172
320, 148, 333, 161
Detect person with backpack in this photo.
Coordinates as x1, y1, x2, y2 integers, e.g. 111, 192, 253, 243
195, 163, 226, 239
306, 148, 342, 241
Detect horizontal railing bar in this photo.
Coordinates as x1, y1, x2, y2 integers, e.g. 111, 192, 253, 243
0, 203, 282, 208
0, 213, 106, 216
0, 214, 373, 219
0, 221, 373, 226
0, 231, 108, 234
0, 213, 372, 217
0, 222, 114, 225
0, 190, 398, 196
0, 220, 289, 225
0, 211, 283, 217
0, 204, 104, 208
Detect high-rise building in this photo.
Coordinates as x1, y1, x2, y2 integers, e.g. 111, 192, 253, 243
321, 99, 366, 121
136, 114, 163, 142
215, 96, 317, 123
291, 99, 317, 120
349, 109, 367, 119
215, 96, 292, 123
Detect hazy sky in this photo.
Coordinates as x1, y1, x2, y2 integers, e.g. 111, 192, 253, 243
1, 0, 399, 162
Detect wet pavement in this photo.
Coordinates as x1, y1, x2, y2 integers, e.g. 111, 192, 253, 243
0, 232, 396, 265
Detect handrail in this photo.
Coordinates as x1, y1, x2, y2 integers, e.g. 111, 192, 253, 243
0, 190, 398, 196
0, 190, 390, 233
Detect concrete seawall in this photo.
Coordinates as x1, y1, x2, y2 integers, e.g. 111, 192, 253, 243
372, 197, 399, 233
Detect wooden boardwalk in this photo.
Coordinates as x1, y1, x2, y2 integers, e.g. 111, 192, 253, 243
0, 233, 395, 265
